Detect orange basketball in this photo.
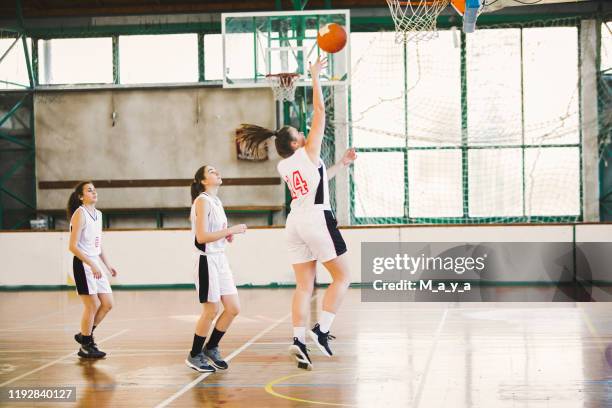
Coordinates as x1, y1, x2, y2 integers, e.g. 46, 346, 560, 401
317, 23, 347, 54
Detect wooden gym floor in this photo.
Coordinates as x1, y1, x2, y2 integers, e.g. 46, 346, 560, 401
0, 288, 611, 407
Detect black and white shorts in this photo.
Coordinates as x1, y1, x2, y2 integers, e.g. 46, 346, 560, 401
72, 256, 112, 295
193, 252, 238, 303
285, 208, 347, 264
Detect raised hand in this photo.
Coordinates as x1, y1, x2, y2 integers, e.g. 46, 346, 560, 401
341, 148, 357, 167
309, 56, 328, 78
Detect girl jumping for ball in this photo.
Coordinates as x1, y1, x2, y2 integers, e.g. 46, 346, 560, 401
236, 57, 357, 370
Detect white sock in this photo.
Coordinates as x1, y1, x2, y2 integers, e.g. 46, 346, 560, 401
293, 327, 306, 344
318, 311, 336, 333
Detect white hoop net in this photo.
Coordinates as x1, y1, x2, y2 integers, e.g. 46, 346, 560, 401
386, 0, 451, 43
266, 73, 300, 102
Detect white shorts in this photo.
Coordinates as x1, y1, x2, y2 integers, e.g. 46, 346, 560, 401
193, 252, 238, 303
285, 209, 347, 264
72, 256, 112, 295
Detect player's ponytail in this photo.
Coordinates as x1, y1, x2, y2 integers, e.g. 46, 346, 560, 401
66, 181, 91, 220
236, 124, 296, 159
191, 165, 208, 202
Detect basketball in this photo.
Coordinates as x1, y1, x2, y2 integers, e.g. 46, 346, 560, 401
317, 23, 347, 53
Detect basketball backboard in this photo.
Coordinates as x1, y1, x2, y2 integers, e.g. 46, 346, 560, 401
221, 10, 350, 89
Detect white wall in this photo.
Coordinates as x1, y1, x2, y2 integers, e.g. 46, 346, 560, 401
3, 224, 609, 288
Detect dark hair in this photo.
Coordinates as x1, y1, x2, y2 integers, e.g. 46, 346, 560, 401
235, 124, 296, 159
66, 181, 92, 220
191, 165, 208, 202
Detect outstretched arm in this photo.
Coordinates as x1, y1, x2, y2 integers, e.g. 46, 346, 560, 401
304, 57, 328, 165
327, 148, 357, 180
195, 198, 247, 244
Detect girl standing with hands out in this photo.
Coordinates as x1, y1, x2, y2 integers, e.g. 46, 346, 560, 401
185, 165, 247, 373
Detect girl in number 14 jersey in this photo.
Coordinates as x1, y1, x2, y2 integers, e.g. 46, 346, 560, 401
236, 57, 357, 370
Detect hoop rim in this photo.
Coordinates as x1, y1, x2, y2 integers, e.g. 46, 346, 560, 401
266, 72, 300, 102
265, 73, 300, 79
396, 0, 444, 6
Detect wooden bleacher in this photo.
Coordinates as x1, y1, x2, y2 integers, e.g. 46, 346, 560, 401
38, 178, 284, 228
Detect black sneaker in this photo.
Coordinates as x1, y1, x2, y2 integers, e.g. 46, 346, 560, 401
288, 337, 312, 370
74, 332, 82, 344
203, 346, 228, 370
77, 342, 106, 359
75, 333, 99, 349
308, 323, 335, 357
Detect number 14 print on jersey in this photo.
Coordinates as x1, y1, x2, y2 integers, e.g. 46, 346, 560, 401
285, 170, 309, 199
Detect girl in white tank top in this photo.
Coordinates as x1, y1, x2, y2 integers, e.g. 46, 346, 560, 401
235, 57, 357, 370
67, 181, 118, 359
184, 165, 247, 373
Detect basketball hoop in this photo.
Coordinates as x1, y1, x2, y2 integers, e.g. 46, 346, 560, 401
386, 0, 451, 43
266, 73, 300, 103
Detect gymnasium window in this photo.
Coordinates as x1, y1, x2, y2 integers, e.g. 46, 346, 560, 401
406, 31, 462, 218
349, 25, 581, 223
602, 21, 612, 72
468, 148, 524, 217
351, 32, 403, 149
119, 34, 198, 84
467, 28, 522, 147
407, 30, 461, 148
203, 34, 223, 81
353, 151, 405, 218
223, 33, 254, 82
466, 29, 523, 217
521, 27, 579, 216
0, 36, 32, 89
408, 149, 463, 218
522, 27, 579, 146
351, 32, 404, 220
38, 38, 113, 85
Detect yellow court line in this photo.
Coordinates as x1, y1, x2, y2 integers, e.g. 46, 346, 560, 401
154, 295, 320, 408
264, 368, 355, 407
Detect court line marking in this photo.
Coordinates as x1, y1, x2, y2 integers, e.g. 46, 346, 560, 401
153, 295, 319, 408
153, 312, 290, 408
413, 308, 449, 408
264, 369, 354, 406
0, 329, 129, 387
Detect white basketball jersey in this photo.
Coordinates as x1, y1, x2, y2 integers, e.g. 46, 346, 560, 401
190, 192, 228, 254
277, 147, 331, 210
70, 206, 102, 257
